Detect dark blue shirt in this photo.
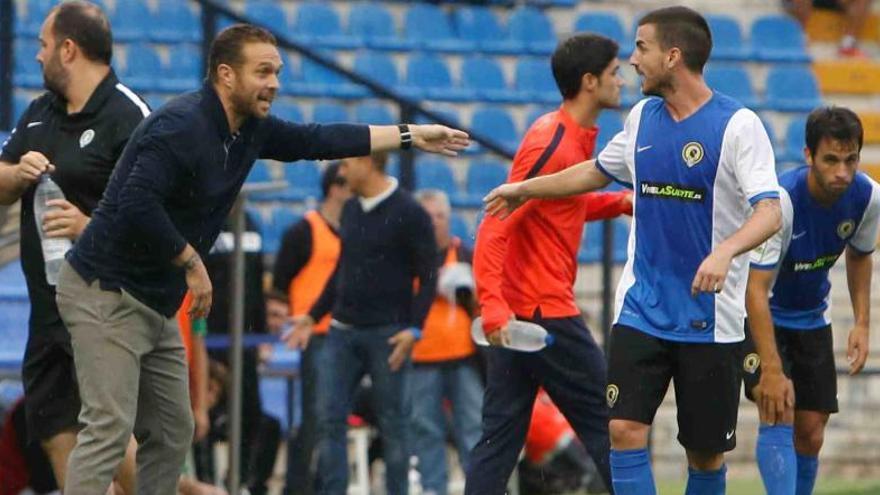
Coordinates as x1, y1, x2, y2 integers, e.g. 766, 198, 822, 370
68, 83, 370, 317
309, 186, 438, 330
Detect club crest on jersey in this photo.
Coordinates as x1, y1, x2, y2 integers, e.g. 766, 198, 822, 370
743, 353, 760, 374
80, 129, 95, 148
606, 384, 619, 408
837, 219, 855, 239
682, 141, 704, 167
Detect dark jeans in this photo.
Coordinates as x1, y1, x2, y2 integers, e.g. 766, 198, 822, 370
464, 315, 613, 495
315, 324, 412, 495
284, 334, 326, 495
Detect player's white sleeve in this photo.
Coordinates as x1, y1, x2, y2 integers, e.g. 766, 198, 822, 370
850, 177, 880, 254
751, 188, 792, 269
596, 99, 648, 187
728, 109, 779, 205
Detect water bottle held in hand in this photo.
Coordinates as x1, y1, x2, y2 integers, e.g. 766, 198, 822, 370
34, 174, 72, 286
471, 317, 554, 352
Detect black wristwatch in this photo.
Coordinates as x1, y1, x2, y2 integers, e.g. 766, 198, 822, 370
398, 124, 413, 150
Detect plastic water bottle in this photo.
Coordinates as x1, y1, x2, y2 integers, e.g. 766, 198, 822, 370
34, 174, 72, 286
470, 317, 554, 352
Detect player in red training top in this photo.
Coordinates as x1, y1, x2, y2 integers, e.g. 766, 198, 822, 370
467, 33, 630, 495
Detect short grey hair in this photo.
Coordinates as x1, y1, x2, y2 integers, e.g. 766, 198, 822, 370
414, 189, 451, 215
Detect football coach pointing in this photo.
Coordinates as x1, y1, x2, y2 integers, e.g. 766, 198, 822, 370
55, 24, 468, 495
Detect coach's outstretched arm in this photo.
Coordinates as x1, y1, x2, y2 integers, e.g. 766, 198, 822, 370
483, 159, 611, 219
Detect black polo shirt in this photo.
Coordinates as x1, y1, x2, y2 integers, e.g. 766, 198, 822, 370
67, 82, 371, 317
0, 70, 150, 342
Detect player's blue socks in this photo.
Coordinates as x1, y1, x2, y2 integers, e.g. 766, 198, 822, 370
796, 453, 819, 495
756, 424, 797, 495
610, 448, 656, 495
684, 464, 727, 495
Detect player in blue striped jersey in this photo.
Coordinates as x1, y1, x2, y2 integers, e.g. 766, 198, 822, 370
484, 7, 783, 494
745, 107, 880, 495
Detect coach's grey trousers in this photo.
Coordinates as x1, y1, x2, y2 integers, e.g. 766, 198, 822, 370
56, 261, 194, 495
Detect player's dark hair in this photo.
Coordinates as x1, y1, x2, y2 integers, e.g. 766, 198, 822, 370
208, 24, 277, 83
552, 34, 619, 100
805, 106, 863, 155
321, 162, 346, 198
50, 0, 113, 65
637, 6, 712, 73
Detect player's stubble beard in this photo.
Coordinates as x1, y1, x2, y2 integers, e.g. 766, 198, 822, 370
641, 70, 674, 98
42, 48, 70, 97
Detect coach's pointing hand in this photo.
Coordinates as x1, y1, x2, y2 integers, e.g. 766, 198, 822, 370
411, 125, 470, 157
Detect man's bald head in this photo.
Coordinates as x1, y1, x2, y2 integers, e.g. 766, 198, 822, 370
48, 0, 113, 65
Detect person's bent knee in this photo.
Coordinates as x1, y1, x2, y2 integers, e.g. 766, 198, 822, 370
609, 419, 650, 450
686, 450, 725, 471
794, 424, 825, 456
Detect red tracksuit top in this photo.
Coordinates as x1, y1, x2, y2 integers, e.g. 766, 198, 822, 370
474, 106, 632, 333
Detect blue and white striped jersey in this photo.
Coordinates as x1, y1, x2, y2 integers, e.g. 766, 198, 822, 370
751, 167, 880, 330
597, 93, 779, 343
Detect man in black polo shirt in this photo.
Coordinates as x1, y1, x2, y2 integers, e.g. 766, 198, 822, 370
52, 23, 468, 494
0, 2, 145, 492
285, 152, 438, 495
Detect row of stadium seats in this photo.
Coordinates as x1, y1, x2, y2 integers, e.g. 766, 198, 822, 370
10, 39, 822, 112
13, 1, 811, 63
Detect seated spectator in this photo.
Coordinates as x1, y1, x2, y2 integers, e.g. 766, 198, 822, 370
784, 0, 873, 56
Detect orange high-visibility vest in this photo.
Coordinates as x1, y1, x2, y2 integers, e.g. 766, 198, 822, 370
289, 211, 340, 334
412, 238, 476, 363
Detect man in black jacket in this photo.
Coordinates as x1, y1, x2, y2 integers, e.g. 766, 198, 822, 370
286, 152, 438, 495
53, 24, 468, 494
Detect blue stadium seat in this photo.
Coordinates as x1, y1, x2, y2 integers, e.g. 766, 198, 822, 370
460, 56, 522, 104
760, 117, 779, 158
530, 0, 576, 7
764, 67, 822, 112
402, 53, 474, 102
415, 159, 458, 197
259, 376, 290, 431
515, 59, 560, 104
596, 111, 623, 152
121, 44, 162, 92
348, 3, 412, 51
578, 220, 629, 264
13, 94, 31, 124
278, 161, 322, 201
312, 102, 349, 123
573, 12, 633, 57
453, 6, 523, 54
352, 51, 399, 89
460, 159, 508, 207
246, 160, 274, 184
354, 102, 394, 125
287, 53, 367, 99
704, 65, 759, 109
0, 262, 29, 367
242, 1, 289, 33
158, 44, 201, 93
750, 15, 810, 63
151, 0, 200, 43
403, 4, 472, 53
508, 6, 557, 55
111, 1, 152, 42
782, 116, 807, 163
450, 213, 473, 247
292, 2, 357, 49
272, 101, 305, 122
706, 15, 751, 61
265, 208, 303, 253
14, 0, 53, 37
13, 39, 42, 88
470, 107, 519, 155
414, 105, 460, 127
